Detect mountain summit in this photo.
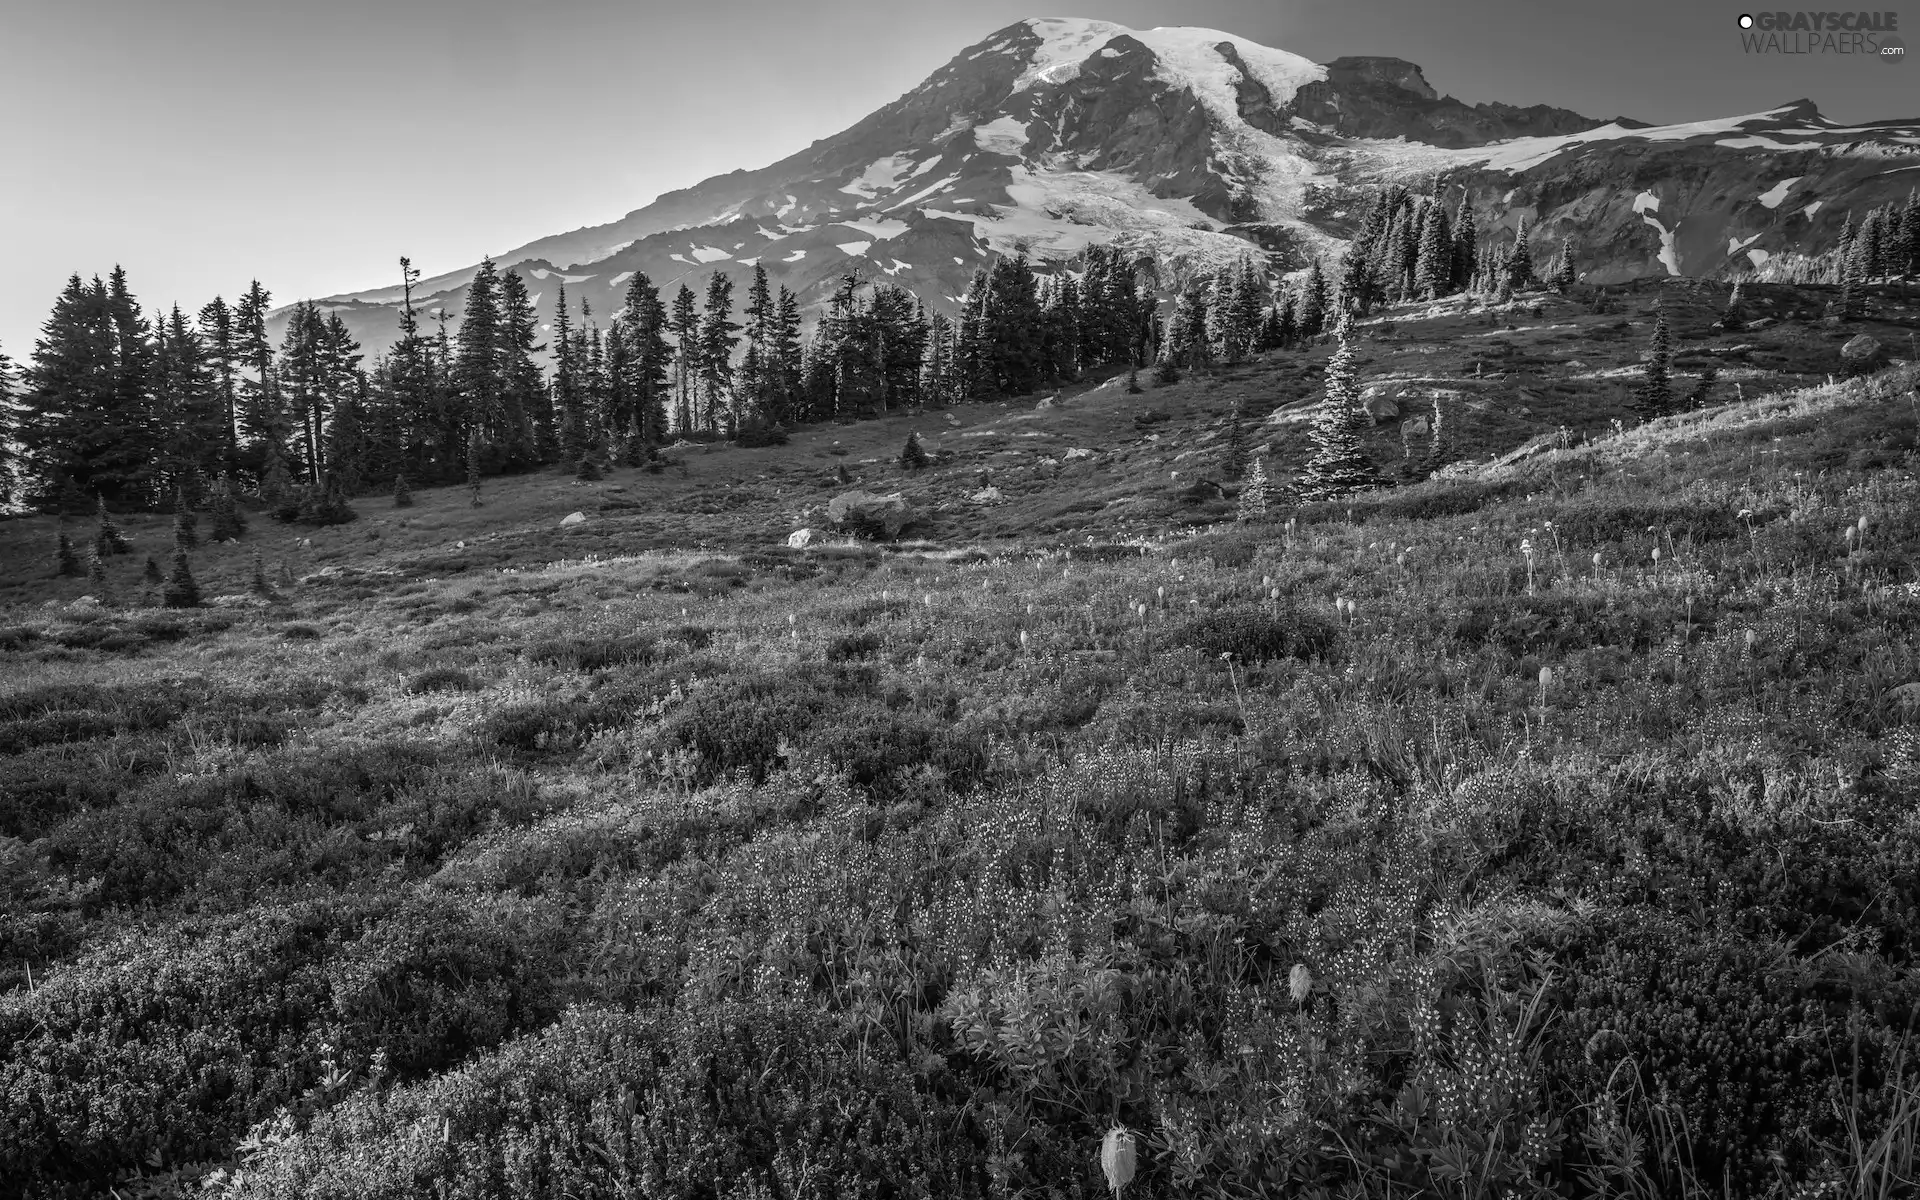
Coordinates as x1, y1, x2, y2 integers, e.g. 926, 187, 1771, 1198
296, 17, 1920, 354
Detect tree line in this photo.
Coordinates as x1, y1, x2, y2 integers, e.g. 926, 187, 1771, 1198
8, 183, 1907, 517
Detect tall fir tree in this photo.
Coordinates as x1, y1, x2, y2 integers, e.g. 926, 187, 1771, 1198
196, 296, 240, 472
19, 274, 145, 509
233, 279, 283, 467
615, 272, 673, 456
1633, 306, 1674, 421
552, 283, 584, 461
1451, 193, 1479, 293
496, 269, 548, 466
1299, 317, 1377, 501
453, 257, 504, 454
152, 304, 221, 499
1506, 216, 1536, 290
668, 284, 700, 434
0, 340, 13, 509
698, 273, 741, 433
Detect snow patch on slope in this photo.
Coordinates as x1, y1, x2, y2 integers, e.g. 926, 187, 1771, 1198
1727, 232, 1762, 256
1747, 248, 1771, 268
690, 247, 733, 263
841, 155, 917, 198
1757, 177, 1800, 209
973, 116, 1031, 156
837, 241, 873, 256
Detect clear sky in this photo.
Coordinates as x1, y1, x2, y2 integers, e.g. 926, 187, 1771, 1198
3, 0, 1912, 360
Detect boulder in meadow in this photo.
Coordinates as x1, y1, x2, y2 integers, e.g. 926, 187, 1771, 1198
1841, 334, 1888, 375
559, 511, 588, 528
786, 528, 817, 549
826, 490, 914, 540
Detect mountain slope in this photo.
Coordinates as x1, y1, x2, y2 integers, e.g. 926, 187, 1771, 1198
286, 17, 1920, 357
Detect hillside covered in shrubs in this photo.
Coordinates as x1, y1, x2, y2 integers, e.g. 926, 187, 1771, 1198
0, 274, 1918, 1199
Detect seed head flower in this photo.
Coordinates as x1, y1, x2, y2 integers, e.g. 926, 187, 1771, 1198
1288, 963, 1313, 1003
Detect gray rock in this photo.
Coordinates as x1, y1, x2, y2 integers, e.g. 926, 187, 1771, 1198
826, 490, 914, 540
786, 528, 817, 549
1403, 416, 1431, 436
1841, 334, 1889, 373
1362, 395, 1401, 423
559, 511, 588, 527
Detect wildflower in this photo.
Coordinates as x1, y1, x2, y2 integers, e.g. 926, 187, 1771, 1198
1288, 963, 1313, 1002
1100, 1127, 1138, 1199
1738, 508, 1753, 520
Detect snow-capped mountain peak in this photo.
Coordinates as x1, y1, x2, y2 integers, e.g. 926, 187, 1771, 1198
289, 17, 1920, 358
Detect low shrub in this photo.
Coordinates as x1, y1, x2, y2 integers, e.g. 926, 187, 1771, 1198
1173, 606, 1342, 663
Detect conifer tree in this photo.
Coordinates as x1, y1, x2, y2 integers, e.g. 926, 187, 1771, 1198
1451, 193, 1479, 293
453, 257, 504, 449
260, 441, 294, 510
1721, 281, 1745, 331
1126, 364, 1142, 393
1425, 395, 1454, 473
668, 284, 700, 433
1416, 201, 1453, 300
143, 555, 163, 585
209, 471, 245, 541
1223, 399, 1249, 480
1299, 318, 1377, 501
1297, 260, 1328, 339
466, 427, 484, 506
1506, 216, 1536, 291
54, 531, 80, 577
197, 296, 241, 472
0, 341, 13, 510
1236, 457, 1270, 522
393, 472, 413, 508
553, 283, 585, 459
1633, 306, 1674, 421
87, 542, 110, 595
250, 549, 274, 599
497, 269, 548, 466
1550, 243, 1577, 293
172, 505, 196, 551
900, 430, 929, 470
233, 279, 284, 460
1687, 363, 1719, 410
154, 304, 222, 496
613, 272, 672, 457
18, 273, 153, 510
698, 273, 741, 433
1838, 250, 1862, 321
94, 494, 131, 555
162, 548, 200, 608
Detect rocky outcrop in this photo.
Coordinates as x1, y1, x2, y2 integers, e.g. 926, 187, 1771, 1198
1284, 56, 1629, 147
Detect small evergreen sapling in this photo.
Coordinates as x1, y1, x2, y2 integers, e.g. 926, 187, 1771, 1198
393, 473, 414, 508
1425, 396, 1455, 473
172, 486, 198, 548
900, 430, 929, 470
54, 532, 80, 577
250, 549, 274, 599
209, 472, 246, 541
1236, 458, 1270, 522
86, 544, 109, 593
1223, 400, 1249, 480
162, 549, 201, 608
1633, 307, 1674, 421
143, 555, 163, 584
94, 496, 131, 556
467, 429, 484, 507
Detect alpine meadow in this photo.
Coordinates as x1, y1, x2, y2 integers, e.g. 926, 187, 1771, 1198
5, 12, 1920, 1200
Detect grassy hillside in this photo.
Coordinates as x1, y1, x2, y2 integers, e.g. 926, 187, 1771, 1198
2, 280, 1919, 1200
